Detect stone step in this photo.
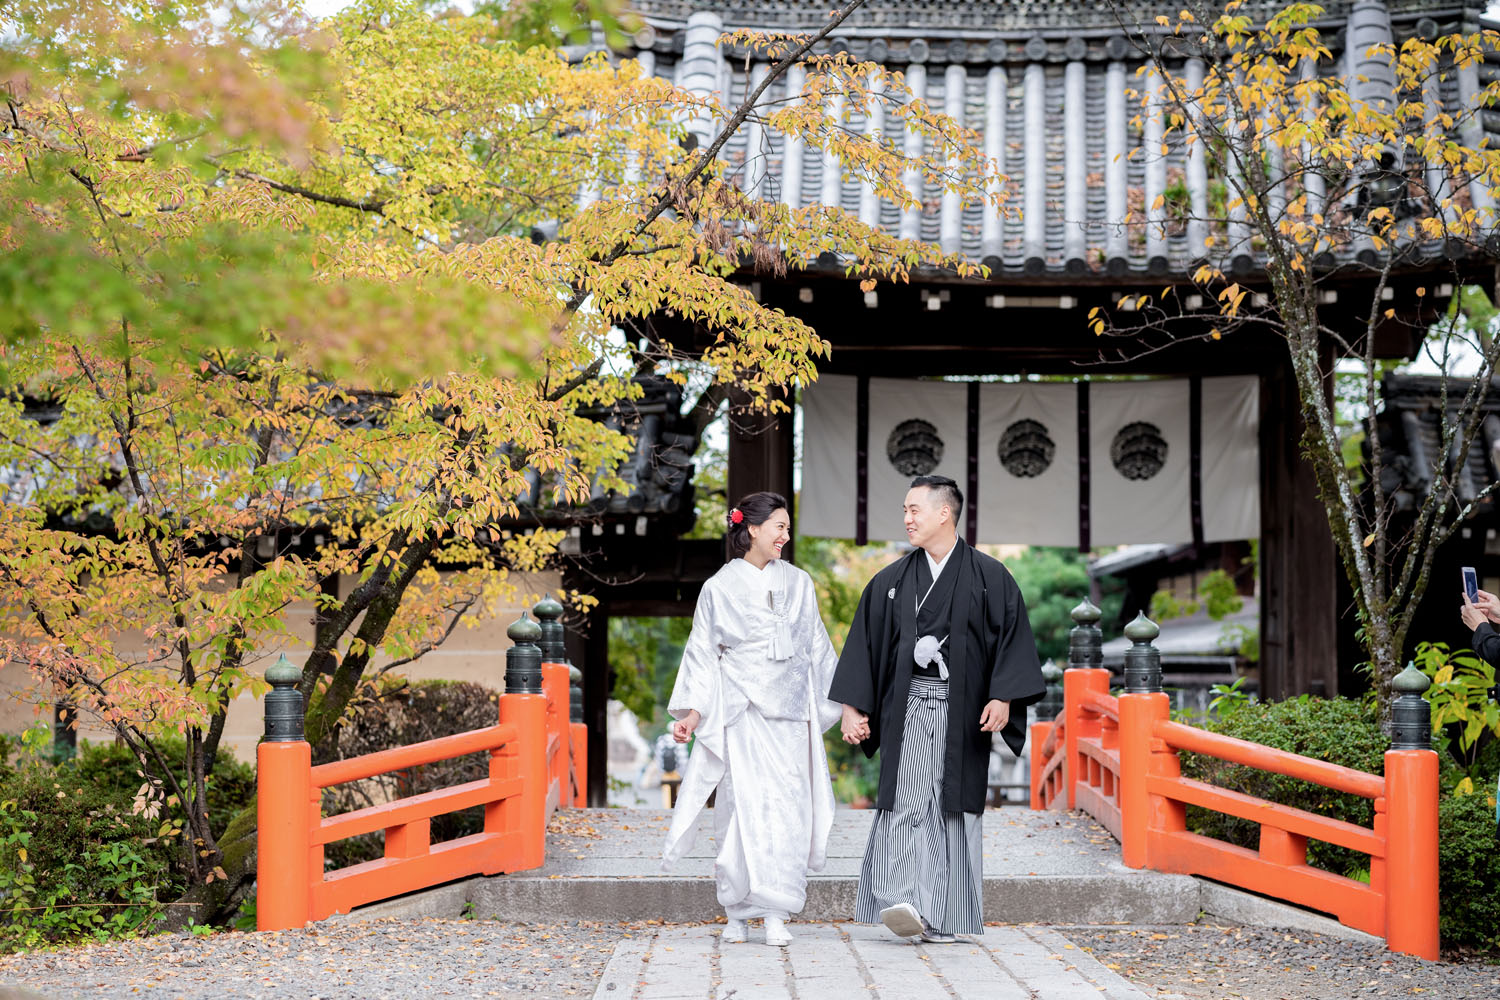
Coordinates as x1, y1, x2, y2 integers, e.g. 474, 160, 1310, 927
344, 807, 1202, 926
463, 869, 1202, 924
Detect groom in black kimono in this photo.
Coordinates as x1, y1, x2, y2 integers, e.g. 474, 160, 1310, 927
829, 475, 1043, 943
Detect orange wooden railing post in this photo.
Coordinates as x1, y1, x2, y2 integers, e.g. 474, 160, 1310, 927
1064, 599, 1104, 809
498, 613, 549, 870
1062, 670, 1088, 810
1029, 720, 1051, 809
536, 596, 588, 809
1118, 692, 1168, 869
1030, 660, 1063, 810
499, 690, 548, 870
570, 721, 589, 808
1062, 669, 1111, 808
542, 662, 569, 806
1118, 613, 1168, 870
1384, 665, 1440, 961
257, 655, 312, 932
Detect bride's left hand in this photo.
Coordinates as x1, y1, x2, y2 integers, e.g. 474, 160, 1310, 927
672, 710, 701, 743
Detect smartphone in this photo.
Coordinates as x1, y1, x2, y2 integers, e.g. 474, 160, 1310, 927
1463, 566, 1479, 603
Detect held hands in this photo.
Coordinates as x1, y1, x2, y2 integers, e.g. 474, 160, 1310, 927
979, 699, 1010, 733
671, 710, 701, 744
840, 704, 870, 744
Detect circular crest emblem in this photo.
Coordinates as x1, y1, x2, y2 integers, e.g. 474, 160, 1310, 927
886, 419, 944, 477
998, 419, 1055, 478
1111, 422, 1169, 480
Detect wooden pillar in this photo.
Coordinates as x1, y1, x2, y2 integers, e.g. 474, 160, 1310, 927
564, 597, 611, 807
1259, 362, 1339, 699
725, 392, 796, 561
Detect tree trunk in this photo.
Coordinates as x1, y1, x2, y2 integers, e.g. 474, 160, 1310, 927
163, 794, 260, 929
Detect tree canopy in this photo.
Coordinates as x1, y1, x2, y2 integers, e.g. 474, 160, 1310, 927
1095, 0, 1500, 703
0, 0, 1001, 914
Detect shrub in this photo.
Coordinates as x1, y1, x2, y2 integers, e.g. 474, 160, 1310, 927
321, 678, 501, 869
1438, 788, 1500, 952
1414, 641, 1500, 785
0, 756, 179, 950
1177, 696, 1387, 876
69, 735, 257, 834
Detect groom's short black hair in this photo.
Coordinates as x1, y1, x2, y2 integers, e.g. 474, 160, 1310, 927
910, 475, 963, 520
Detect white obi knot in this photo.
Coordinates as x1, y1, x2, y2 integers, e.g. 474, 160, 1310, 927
914, 634, 949, 681
767, 620, 793, 661
766, 586, 793, 661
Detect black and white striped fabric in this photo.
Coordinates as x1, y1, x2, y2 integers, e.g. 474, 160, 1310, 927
854, 677, 984, 935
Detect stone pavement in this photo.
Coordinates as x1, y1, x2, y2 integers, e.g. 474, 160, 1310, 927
592, 921, 1150, 1000
451, 808, 1202, 925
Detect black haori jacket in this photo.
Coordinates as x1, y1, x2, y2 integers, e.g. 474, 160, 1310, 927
828, 538, 1045, 814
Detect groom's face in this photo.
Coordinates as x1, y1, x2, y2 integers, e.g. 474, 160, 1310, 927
902, 486, 949, 551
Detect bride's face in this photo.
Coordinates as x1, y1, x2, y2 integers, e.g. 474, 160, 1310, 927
748, 508, 791, 562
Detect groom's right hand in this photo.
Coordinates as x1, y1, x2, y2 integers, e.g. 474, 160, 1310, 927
840, 705, 870, 744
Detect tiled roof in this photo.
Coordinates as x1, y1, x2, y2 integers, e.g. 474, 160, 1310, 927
1375, 371, 1500, 512
632, 1, 1407, 34
4, 377, 699, 535
562, 375, 698, 520
622, 1, 1498, 280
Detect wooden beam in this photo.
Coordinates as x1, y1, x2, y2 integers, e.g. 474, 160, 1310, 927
1259, 361, 1340, 699
726, 390, 796, 562
564, 598, 610, 807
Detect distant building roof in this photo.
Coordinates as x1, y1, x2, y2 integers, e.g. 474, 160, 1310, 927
1375, 372, 1500, 513
1101, 596, 1258, 670
5, 375, 700, 538
1089, 543, 1183, 577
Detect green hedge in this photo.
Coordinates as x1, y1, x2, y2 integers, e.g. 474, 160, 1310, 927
0, 758, 179, 949
0, 735, 257, 950
69, 735, 257, 833
1437, 783, 1500, 951
1178, 696, 1386, 876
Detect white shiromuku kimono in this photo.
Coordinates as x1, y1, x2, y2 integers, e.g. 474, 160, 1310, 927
662, 557, 843, 921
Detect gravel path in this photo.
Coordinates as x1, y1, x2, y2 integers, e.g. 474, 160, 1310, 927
6, 919, 1496, 999
0, 917, 632, 999
1068, 923, 1500, 1000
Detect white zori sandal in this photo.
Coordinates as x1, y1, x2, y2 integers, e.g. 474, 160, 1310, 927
878, 903, 924, 939
722, 918, 749, 943
764, 917, 793, 947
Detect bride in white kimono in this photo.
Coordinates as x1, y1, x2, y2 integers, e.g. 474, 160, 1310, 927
662, 491, 843, 947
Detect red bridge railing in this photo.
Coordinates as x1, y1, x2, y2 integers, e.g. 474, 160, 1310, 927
256, 608, 587, 931
1029, 607, 1439, 961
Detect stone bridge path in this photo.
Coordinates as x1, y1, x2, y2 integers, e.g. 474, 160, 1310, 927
595, 921, 1148, 1000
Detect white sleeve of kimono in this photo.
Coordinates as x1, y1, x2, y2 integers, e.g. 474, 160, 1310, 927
667, 583, 720, 723
800, 573, 844, 732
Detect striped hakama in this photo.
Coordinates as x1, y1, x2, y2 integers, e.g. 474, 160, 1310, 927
854, 676, 984, 935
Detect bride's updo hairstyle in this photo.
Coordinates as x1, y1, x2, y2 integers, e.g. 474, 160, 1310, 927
724, 491, 789, 562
